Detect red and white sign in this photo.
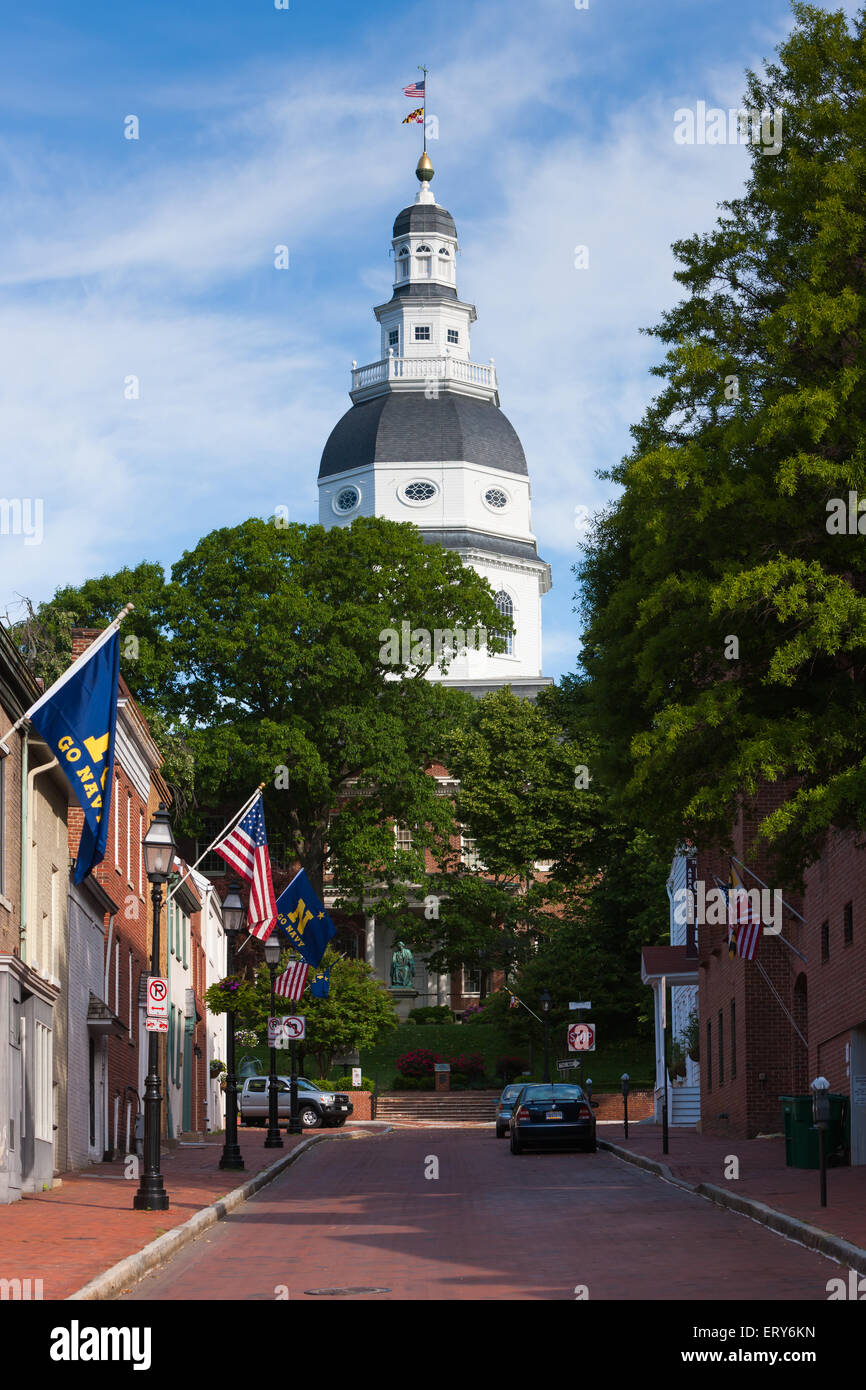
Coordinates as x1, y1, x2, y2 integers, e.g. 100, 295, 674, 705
146, 1017, 169, 1033
282, 1015, 305, 1041
567, 1022, 596, 1052
146, 977, 168, 1018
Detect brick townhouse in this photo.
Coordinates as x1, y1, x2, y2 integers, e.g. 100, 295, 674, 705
695, 783, 866, 1161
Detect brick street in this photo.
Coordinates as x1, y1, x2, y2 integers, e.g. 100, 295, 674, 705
120, 1127, 841, 1301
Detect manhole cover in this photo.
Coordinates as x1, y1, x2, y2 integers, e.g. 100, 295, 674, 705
303, 1286, 390, 1296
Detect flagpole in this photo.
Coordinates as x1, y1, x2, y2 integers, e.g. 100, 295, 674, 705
723, 862, 807, 964
0, 603, 134, 756
419, 63, 428, 155
166, 782, 266, 905
729, 854, 806, 924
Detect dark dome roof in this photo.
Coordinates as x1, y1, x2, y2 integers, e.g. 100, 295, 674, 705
318, 392, 528, 479
392, 203, 457, 240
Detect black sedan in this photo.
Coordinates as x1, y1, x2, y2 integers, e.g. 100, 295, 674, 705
495, 1082, 527, 1138
509, 1084, 597, 1154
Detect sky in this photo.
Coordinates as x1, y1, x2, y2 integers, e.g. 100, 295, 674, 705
0, 0, 860, 681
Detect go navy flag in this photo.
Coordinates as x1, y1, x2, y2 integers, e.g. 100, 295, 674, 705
214, 794, 277, 940
27, 629, 120, 884
274, 868, 336, 968
310, 967, 330, 999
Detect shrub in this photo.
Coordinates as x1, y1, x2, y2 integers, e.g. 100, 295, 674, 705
450, 1072, 469, 1087
447, 1051, 486, 1080
403, 1016, 417, 1025
407, 1005, 454, 1025
495, 1055, 526, 1082
333, 1075, 375, 1092
395, 1048, 441, 1078
392, 1074, 434, 1091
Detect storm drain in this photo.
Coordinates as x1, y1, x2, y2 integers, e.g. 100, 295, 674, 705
303, 1286, 390, 1296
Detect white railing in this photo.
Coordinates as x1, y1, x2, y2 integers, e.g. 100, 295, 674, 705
351, 352, 497, 394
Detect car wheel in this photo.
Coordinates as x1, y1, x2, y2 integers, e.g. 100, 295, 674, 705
496, 1124, 506, 1139
332, 1116, 348, 1127
584, 1142, 597, 1153
300, 1105, 322, 1129
510, 1130, 523, 1154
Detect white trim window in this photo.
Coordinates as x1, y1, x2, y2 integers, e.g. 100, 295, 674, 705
461, 965, 482, 996
113, 775, 120, 869
332, 485, 361, 516
460, 828, 484, 871
394, 823, 413, 854
34, 1021, 52, 1141
495, 590, 515, 656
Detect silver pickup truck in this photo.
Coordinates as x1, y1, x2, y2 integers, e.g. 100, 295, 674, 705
239, 1076, 352, 1129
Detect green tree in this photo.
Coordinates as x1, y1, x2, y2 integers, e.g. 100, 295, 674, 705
577, 3, 866, 883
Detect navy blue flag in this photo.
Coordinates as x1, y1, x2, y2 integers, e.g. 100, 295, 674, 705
27, 629, 120, 883
274, 868, 336, 968
310, 967, 330, 999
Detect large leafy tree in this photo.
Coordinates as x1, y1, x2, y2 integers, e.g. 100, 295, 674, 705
402, 685, 600, 984
23, 516, 504, 907
578, 3, 866, 883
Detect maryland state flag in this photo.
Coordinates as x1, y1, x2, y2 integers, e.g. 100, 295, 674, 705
274, 868, 336, 969
310, 967, 330, 999
402, 106, 424, 125
26, 628, 120, 883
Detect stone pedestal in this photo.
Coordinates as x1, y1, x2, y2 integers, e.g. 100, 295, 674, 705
389, 988, 419, 1021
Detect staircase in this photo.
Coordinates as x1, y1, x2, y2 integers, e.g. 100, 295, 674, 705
670, 1084, 701, 1126
376, 1091, 499, 1123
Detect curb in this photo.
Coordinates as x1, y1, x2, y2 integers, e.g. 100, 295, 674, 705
67, 1133, 330, 1301
599, 1139, 866, 1274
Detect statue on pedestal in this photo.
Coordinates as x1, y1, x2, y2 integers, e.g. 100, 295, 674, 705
390, 940, 416, 989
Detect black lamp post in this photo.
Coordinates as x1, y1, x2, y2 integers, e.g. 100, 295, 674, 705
621, 1073, 631, 1139
133, 803, 175, 1211
263, 935, 284, 1149
219, 882, 246, 1171
540, 989, 552, 1084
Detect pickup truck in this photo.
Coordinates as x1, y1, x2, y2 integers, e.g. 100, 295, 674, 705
239, 1076, 352, 1129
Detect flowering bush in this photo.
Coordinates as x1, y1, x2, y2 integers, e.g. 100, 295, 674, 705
395, 1048, 441, 1078
462, 1003, 483, 1021
495, 1055, 526, 1082
447, 1051, 486, 1080
235, 1028, 259, 1047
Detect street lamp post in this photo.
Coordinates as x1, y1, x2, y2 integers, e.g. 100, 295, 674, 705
288, 1035, 302, 1135
219, 882, 246, 1171
621, 1073, 630, 1139
540, 990, 552, 1084
133, 803, 176, 1212
263, 936, 284, 1149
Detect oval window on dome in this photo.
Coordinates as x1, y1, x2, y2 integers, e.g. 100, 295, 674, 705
402, 480, 437, 504
333, 485, 360, 514
484, 487, 509, 510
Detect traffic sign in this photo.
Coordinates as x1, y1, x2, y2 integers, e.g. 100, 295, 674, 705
146, 977, 168, 1018
267, 1016, 285, 1046
557, 1059, 582, 1069
146, 1017, 169, 1033
567, 1022, 596, 1052
569, 1001, 591, 1010
282, 1015, 305, 1042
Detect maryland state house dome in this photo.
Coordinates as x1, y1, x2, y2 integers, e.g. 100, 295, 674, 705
318, 155, 551, 698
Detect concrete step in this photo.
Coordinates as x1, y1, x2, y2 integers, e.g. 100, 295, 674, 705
376, 1092, 499, 1122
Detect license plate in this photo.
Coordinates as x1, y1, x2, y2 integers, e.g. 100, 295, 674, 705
546, 1110, 563, 1120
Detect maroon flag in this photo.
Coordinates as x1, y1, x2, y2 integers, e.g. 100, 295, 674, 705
214, 794, 277, 941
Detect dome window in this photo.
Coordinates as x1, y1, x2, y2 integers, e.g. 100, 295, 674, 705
495, 590, 515, 655
416, 244, 432, 253
333, 485, 360, 515
401, 480, 438, 505
438, 247, 450, 256
484, 486, 509, 510
414, 326, 431, 341
447, 329, 459, 345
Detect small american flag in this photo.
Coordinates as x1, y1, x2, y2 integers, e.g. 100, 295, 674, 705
734, 888, 763, 961
403, 80, 425, 99
274, 958, 309, 1001
215, 794, 277, 941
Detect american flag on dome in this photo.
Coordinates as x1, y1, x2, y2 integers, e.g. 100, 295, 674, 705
274, 958, 309, 1001
214, 793, 277, 941
403, 80, 425, 99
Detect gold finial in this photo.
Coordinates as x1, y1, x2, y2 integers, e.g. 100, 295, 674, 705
416, 151, 434, 183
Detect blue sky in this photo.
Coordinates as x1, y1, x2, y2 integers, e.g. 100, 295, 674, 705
1, 0, 859, 679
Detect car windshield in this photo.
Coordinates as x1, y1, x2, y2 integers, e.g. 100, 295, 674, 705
522, 1086, 585, 1102
501, 1085, 525, 1100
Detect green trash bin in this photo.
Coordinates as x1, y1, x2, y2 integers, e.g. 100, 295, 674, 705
781, 1094, 850, 1168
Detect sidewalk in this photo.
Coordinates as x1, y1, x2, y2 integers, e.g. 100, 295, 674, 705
601, 1122, 866, 1256
0, 1127, 367, 1300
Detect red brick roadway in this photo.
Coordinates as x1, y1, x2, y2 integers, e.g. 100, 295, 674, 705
120, 1126, 841, 1301
0, 1129, 315, 1301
